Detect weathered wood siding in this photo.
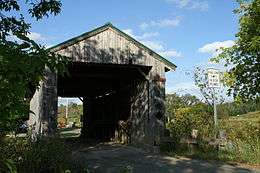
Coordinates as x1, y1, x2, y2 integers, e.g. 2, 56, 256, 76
56, 28, 166, 77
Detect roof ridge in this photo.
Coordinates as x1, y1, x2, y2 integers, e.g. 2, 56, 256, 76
49, 23, 176, 70
48, 23, 110, 51
107, 24, 176, 69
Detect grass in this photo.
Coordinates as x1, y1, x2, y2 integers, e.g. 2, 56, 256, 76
218, 111, 260, 164
219, 111, 260, 139
223, 111, 260, 123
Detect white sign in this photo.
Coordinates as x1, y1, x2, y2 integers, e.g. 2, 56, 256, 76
207, 68, 220, 88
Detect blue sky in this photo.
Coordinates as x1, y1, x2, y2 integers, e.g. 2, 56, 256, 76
22, 0, 239, 103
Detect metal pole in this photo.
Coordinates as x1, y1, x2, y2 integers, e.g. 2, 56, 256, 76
213, 89, 217, 127
65, 98, 69, 125
213, 98, 217, 127
213, 88, 218, 140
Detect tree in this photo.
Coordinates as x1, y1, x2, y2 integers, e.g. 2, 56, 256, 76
212, 0, 260, 100
0, 0, 68, 134
166, 93, 201, 118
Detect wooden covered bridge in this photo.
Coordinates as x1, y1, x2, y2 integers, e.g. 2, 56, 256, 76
28, 23, 176, 146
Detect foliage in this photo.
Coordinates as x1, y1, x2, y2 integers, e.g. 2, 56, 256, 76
164, 140, 260, 164
0, 0, 69, 135
0, 158, 17, 173
211, 0, 260, 100
58, 103, 83, 127
0, 136, 88, 173
220, 112, 260, 142
166, 93, 201, 125
167, 103, 214, 145
165, 92, 260, 164
165, 111, 260, 164
217, 99, 260, 117
166, 93, 200, 116
165, 93, 213, 149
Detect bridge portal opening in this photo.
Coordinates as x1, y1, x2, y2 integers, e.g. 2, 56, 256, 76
57, 97, 82, 138
57, 62, 151, 142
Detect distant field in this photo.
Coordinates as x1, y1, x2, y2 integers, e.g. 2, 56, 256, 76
228, 111, 260, 119
221, 111, 260, 125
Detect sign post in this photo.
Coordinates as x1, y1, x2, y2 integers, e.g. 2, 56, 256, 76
207, 68, 220, 127
65, 98, 69, 125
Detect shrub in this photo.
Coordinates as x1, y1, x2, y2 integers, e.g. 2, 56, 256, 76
0, 136, 87, 173
167, 103, 214, 145
0, 158, 17, 173
19, 137, 71, 172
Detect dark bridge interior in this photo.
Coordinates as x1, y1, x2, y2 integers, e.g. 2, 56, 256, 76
57, 62, 151, 142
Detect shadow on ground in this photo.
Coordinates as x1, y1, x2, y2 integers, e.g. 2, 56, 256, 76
71, 143, 260, 173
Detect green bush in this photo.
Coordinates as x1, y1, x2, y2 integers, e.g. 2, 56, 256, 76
0, 158, 17, 173
167, 103, 214, 145
165, 93, 260, 164
19, 138, 71, 172
221, 120, 260, 142
0, 137, 87, 173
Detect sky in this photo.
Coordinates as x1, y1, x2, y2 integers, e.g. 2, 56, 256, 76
21, 0, 240, 104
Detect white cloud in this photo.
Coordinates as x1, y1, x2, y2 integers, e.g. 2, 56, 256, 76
123, 28, 181, 58
151, 18, 180, 27
6, 32, 45, 43
141, 40, 164, 51
166, 0, 209, 11
136, 32, 159, 40
27, 32, 45, 41
122, 29, 134, 37
159, 49, 182, 58
140, 18, 180, 30
123, 29, 163, 51
198, 40, 235, 56
123, 29, 159, 40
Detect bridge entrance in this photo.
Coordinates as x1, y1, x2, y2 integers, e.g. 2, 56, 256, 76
57, 62, 151, 142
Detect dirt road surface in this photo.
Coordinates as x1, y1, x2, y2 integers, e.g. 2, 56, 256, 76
73, 143, 260, 173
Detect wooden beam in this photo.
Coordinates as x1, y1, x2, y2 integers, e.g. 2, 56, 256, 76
78, 97, 83, 102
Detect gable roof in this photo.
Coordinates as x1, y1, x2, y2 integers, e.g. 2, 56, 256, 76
49, 23, 177, 70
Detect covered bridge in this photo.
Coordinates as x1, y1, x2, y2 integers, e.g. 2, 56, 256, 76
28, 23, 176, 146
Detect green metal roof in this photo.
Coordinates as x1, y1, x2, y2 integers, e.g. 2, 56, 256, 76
49, 23, 177, 70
